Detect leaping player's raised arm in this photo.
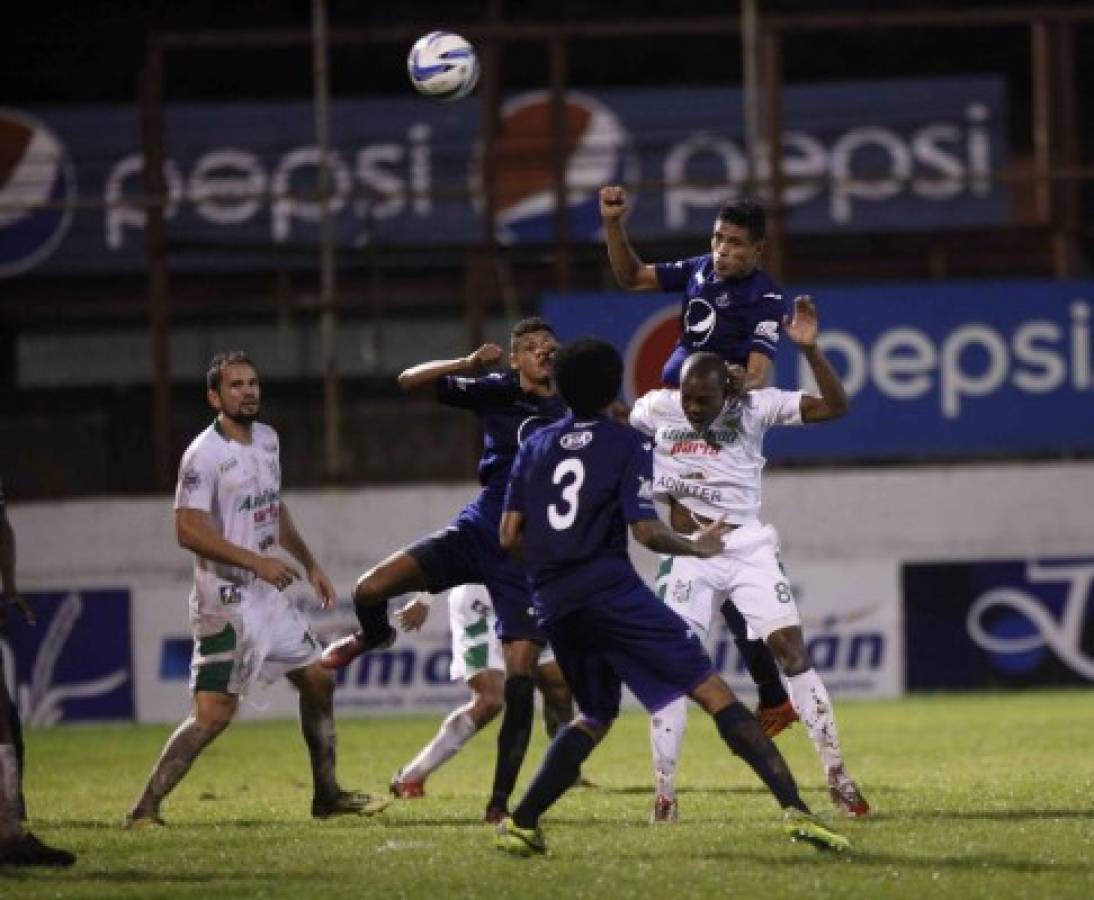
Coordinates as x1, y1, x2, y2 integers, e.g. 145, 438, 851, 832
396, 343, 504, 392
784, 296, 850, 424
600, 185, 660, 291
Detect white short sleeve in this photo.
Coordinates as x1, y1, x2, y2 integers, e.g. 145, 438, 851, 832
753, 388, 804, 431
630, 389, 671, 436
174, 444, 216, 512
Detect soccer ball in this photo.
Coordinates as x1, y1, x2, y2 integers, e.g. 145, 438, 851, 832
407, 31, 479, 100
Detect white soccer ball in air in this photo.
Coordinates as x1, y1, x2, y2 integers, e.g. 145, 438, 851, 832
407, 31, 480, 100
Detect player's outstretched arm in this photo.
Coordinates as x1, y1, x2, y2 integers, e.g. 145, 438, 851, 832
396, 343, 505, 391
785, 296, 849, 423
176, 508, 300, 591
600, 185, 660, 291
631, 517, 728, 558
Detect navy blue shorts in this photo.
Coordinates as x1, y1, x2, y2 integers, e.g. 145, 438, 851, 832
543, 583, 715, 726
407, 511, 544, 645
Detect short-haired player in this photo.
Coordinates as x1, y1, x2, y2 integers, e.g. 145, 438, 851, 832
494, 338, 848, 856
629, 298, 870, 822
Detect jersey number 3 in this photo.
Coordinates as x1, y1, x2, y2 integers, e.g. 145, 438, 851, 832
548, 458, 585, 531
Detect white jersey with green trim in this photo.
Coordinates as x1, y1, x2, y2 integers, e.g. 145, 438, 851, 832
629, 387, 803, 526
174, 420, 282, 616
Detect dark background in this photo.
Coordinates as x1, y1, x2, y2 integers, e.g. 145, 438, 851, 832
4, 2, 1092, 498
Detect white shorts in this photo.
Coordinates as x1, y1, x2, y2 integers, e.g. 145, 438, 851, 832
657, 522, 800, 642
189, 581, 322, 696
447, 584, 554, 682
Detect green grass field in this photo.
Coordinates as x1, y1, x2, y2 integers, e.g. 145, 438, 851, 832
3, 690, 1092, 899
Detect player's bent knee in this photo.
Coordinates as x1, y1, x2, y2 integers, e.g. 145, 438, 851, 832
504, 673, 536, 705
302, 663, 336, 698
194, 710, 233, 740
690, 673, 736, 715
767, 627, 809, 676
574, 717, 611, 744
471, 693, 504, 724
353, 571, 381, 606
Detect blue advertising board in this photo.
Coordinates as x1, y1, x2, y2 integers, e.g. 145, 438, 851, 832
902, 558, 1094, 689
0, 75, 1006, 277
1, 589, 134, 723
543, 278, 1094, 461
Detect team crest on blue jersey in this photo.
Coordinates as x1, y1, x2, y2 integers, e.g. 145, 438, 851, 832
560, 430, 593, 450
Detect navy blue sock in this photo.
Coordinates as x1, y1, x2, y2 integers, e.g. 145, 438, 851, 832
713, 702, 808, 813
721, 601, 787, 708
513, 724, 597, 829
354, 599, 392, 638
489, 675, 536, 809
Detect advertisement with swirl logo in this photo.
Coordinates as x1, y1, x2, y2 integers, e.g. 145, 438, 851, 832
902, 558, 1094, 689
1, 589, 133, 723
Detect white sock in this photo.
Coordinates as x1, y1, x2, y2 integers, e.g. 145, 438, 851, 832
650, 696, 688, 799
0, 745, 24, 841
786, 669, 844, 774
400, 707, 478, 782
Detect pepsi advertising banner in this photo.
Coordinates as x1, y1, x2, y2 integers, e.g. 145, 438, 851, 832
1, 75, 1006, 277
543, 279, 1094, 461
0, 589, 134, 723
902, 558, 1094, 689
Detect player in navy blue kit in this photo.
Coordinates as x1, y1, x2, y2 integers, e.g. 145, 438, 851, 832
321, 318, 576, 821
600, 186, 798, 740
493, 338, 849, 857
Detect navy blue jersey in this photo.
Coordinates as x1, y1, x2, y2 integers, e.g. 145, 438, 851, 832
504, 413, 659, 622
436, 369, 568, 512
655, 255, 788, 368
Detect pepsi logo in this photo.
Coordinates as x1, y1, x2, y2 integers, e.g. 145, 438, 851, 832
470, 91, 638, 244
683, 298, 717, 347
0, 109, 76, 277
623, 305, 681, 404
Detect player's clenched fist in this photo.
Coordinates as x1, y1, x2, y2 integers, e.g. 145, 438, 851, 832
465, 343, 505, 371
599, 185, 629, 221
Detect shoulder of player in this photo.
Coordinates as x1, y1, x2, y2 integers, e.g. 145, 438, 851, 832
252, 421, 280, 447
742, 387, 794, 413
636, 388, 683, 421
750, 270, 785, 305
520, 416, 567, 450
181, 422, 223, 462
590, 416, 645, 449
